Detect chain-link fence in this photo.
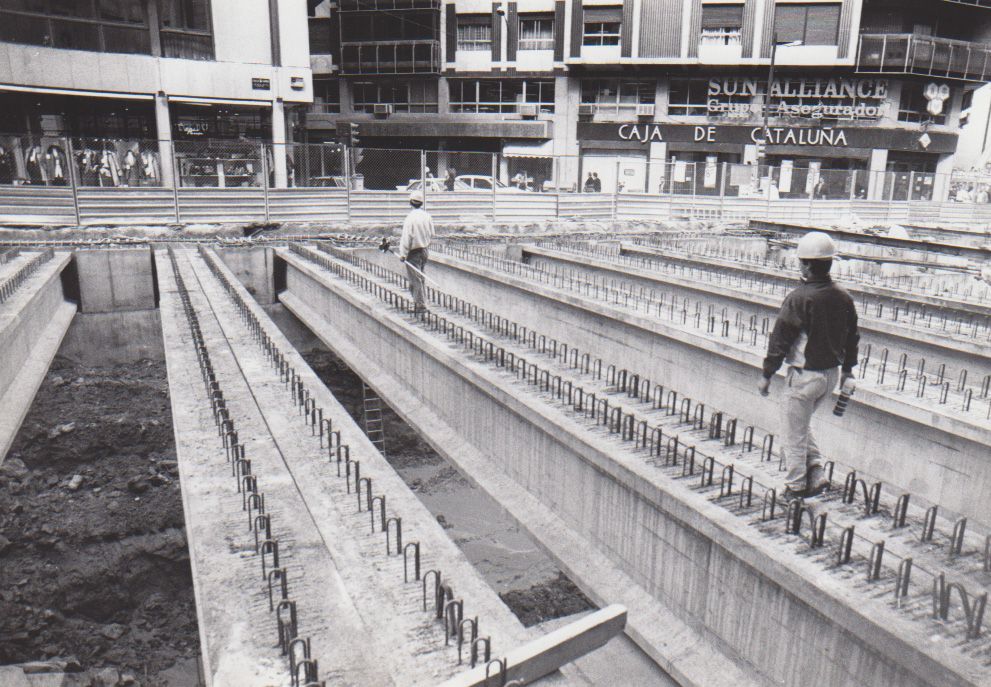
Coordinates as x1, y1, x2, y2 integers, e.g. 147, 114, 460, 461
7, 135, 991, 223
173, 139, 266, 188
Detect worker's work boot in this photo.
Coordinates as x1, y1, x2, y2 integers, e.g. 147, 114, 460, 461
806, 465, 830, 497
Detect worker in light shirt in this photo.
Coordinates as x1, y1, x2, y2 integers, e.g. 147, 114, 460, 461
399, 190, 434, 314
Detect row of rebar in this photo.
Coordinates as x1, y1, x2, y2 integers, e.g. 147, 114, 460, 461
0, 249, 54, 305
631, 234, 991, 303
437, 243, 991, 421
534, 239, 991, 343
166, 247, 324, 687
296, 242, 991, 651
194, 246, 517, 685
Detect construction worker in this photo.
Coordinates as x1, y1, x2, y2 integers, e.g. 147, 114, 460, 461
758, 231, 860, 501
399, 190, 434, 314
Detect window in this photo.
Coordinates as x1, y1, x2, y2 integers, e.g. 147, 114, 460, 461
669, 79, 714, 116
581, 79, 654, 114
0, 0, 151, 54
773, 3, 840, 45
158, 0, 213, 59
700, 4, 743, 46
457, 15, 491, 51
449, 79, 555, 113
311, 78, 340, 113
352, 79, 438, 113
583, 7, 622, 46
519, 14, 554, 51
308, 1, 333, 55
898, 85, 948, 125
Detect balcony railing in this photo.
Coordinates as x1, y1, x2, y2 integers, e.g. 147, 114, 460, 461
338, 0, 440, 11
942, 0, 991, 8
857, 32, 991, 82
340, 40, 441, 75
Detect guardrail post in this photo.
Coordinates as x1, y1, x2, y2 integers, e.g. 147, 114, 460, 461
172, 145, 181, 224
344, 145, 352, 222
65, 137, 81, 227
491, 153, 498, 223
262, 143, 271, 222
718, 161, 727, 221
612, 159, 620, 220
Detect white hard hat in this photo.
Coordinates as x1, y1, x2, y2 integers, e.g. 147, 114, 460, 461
796, 231, 836, 260
409, 190, 424, 205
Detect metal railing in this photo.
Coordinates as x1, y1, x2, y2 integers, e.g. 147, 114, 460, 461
339, 40, 442, 75
857, 33, 991, 82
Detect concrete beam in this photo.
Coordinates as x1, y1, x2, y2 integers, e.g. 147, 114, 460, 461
437, 605, 627, 687
0, 253, 75, 464
278, 248, 986, 687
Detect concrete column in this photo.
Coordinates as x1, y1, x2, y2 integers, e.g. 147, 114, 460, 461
271, 98, 289, 188
648, 141, 668, 194
438, 76, 451, 114
934, 153, 954, 202
556, 75, 581, 191
154, 93, 175, 188
867, 148, 888, 200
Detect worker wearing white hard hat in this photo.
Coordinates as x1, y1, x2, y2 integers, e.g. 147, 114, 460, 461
399, 189, 434, 313
759, 231, 860, 501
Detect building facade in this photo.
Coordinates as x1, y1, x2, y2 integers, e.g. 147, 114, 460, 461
0, 0, 312, 188
305, 0, 991, 200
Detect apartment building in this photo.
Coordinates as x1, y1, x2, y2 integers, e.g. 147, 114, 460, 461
0, 0, 312, 187
306, 0, 990, 199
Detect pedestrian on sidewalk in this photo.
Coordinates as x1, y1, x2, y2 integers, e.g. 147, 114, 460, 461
758, 231, 860, 501
400, 190, 434, 314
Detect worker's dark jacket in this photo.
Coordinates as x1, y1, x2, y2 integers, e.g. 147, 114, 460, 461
762, 276, 860, 379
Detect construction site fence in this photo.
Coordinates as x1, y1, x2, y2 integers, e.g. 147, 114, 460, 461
2, 137, 991, 229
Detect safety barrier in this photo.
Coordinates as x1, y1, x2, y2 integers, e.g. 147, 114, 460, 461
5, 184, 991, 229
289, 241, 991, 658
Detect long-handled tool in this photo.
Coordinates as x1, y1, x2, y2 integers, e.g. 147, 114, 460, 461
378, 238, 436, 285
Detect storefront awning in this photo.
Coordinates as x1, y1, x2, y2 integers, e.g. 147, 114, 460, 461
169, 96, 273, 107
0, 84, 153, 100
503, 140, 554, 157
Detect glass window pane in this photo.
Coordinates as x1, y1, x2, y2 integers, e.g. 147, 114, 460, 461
773, 6, 806, 44
805, 5, 840, 45
0, 0, 48, 12
0, 11, 49, 45
103, 24, 151, 52
50, 0, 95, 18
99, 0, 145, 23
50, 18, 100, 49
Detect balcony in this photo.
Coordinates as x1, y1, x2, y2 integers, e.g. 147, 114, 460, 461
338, 0, 440, 11
340, 40, 440, 75
942, 0, 991, 7
857, 33, 991, 82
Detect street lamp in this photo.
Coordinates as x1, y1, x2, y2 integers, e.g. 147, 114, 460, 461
759, 35, 803, 160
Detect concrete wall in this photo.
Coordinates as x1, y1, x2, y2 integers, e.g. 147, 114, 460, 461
58, 311, 164, 365
215, 247, 276, 305
280, 252, 966, 687
357, 248, 991, 526
74, 248, 157, 314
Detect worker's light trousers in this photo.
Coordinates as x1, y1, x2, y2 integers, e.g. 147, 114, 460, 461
405, 247, 428, 309
782, 366, 839, 491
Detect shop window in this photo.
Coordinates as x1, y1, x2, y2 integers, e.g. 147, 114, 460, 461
581, 79, 654, 116
159, 0, 213, 60
519, 14, 554, 51
449, 79, 555, 114
583, 7, 622, 46
312, 78, 340, 114
0, 0, 151, 55
897, 85, 948, 125
352, 79, 438, 113
457, 15, 491, 51
700, 4, 743, 46
773, 3, 840, 46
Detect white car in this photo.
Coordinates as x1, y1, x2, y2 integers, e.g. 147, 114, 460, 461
397, 178, 472, 192
456, 175, 527, 191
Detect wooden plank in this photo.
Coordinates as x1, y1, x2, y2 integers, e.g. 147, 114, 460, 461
436, 605, 626, 687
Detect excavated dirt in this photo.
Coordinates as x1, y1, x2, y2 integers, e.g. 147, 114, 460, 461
0, 358, 199, 686
303, 349, 595, 625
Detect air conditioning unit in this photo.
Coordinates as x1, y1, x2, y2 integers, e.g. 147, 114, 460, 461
636, 104, 656, 117
373, 103, 394, 115
578, 104, 596, 116
518, 104, 538, 117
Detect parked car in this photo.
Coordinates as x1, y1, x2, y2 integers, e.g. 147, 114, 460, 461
397, 178, 472, 192
456, 175, 525, 191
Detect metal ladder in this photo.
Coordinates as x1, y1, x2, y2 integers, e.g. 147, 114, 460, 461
362, 382, 386, 454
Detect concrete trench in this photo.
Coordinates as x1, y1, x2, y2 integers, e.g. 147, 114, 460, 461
2, 229, 990, 687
